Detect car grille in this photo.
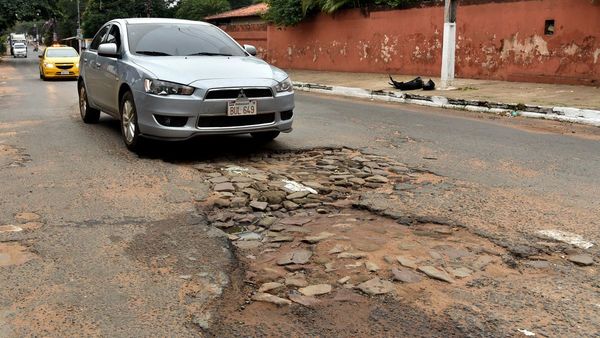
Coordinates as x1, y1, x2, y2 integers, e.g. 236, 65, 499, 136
56, 64, 73, 70
197, 113, 275, 128
204, 88, 273, 100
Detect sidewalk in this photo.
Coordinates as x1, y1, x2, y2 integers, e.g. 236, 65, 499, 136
287, 70, 600, 126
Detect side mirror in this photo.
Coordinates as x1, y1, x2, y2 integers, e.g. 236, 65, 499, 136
244, 44, 257, 56
98, 43, 118, 57
38, 54, 43, 58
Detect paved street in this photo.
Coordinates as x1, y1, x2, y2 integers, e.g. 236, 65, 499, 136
1, 51, 599, 337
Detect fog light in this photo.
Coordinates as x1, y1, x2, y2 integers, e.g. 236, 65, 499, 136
155, 115, 188, 127
280, 110, 293, 120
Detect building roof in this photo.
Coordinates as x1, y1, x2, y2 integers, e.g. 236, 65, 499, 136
205, 3, 268, 20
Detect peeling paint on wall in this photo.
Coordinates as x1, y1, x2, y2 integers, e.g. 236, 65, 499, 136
500, 34, 550, 63
358, 41, 369, 61
563, 43, 580, 56
380, 35, 398, 63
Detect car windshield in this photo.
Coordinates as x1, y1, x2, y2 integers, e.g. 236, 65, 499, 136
46, 49, 78, 57
127, 23, 246, 57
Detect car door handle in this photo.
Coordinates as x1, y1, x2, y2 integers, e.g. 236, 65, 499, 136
93, 62, 101, 68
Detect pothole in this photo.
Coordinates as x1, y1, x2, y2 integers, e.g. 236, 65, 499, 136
192, 148, 515, 307
0, 144, 31, 168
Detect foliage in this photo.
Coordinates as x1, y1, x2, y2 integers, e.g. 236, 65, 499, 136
81, 0, 173, 38
0, 0, 55, 34
0, 34, 6, 54
55, 0, 87, 40
175, 0, 231, 21
266, 0, 423, 26
11, 20, 45, 37
263, 0, 304, 26
301, 0, 358, 15
229, 0, 253, 10
372, 0, 420, 8
82, 0, 128, 37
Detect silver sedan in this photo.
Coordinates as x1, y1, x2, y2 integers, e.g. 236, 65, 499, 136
78, 18, 294, 151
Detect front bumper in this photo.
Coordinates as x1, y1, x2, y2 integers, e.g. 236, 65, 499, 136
42, 66, 79, 78
14, 51, 27, 57
132, 88, 295, 140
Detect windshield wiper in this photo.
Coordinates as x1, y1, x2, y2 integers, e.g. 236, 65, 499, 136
136, 50, 172, 56
187, 52, 233, 56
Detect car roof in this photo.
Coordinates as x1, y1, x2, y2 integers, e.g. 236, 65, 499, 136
115, 18, 211, 26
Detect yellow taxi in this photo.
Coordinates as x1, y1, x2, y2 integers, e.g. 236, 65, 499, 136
39, 46, 80, 80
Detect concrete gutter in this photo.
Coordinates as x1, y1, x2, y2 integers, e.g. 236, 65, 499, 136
293, 82, 600, 127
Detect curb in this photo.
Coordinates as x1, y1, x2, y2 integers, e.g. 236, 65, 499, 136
293, 81, 600, 127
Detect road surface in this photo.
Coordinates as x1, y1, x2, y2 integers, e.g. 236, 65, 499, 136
1, 49, 598, 337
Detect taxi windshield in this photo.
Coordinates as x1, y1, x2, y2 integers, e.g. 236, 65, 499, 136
46, 49, 78, 57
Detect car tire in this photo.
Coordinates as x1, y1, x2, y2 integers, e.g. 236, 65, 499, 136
39, 70, 45, 80
250, 131, 280, 142
120, 91, 143, 152
78, 82, 100, 123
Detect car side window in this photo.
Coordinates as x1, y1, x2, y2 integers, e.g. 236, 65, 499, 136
105, 25, 122, 50
90, 25, 110, 50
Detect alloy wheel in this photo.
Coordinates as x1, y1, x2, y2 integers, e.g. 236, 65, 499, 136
79, 86, 87, 119
122, 99, 136, 144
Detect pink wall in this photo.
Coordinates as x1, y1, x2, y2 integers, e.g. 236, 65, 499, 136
239, 0, 600, 85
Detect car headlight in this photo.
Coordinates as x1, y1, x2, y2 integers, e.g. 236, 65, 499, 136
275, 77, 293, 93
144, 79, 194, 96
43, 62, 54, 68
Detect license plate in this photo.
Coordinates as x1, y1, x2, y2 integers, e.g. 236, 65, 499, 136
60, 70, 70, 75
227, 100, 257, 116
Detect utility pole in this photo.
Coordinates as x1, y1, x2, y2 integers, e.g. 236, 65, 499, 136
77, 0, 83, 55
52, 17, 58, 44
77, 0, 82, 53
440, 0, 458, 89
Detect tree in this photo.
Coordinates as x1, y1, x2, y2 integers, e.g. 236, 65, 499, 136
263, 0, 304, 26
0, 0, 56, 34
175, 0, 231, 21
265, 0, 420, 26
55, 0, 87, 40
82, 0, 128, 37
229, 0, 253, 10
81, 0, 173, 38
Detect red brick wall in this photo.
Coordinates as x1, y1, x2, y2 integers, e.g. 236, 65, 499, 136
223, 0, 600, 85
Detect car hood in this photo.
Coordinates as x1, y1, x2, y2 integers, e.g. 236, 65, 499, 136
129, 55, 285, 86
45, 56, 79, 63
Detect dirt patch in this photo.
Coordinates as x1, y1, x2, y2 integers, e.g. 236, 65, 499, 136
0, 243, 36, 267
208, 282, 467, 337
125, 215, 235, 331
